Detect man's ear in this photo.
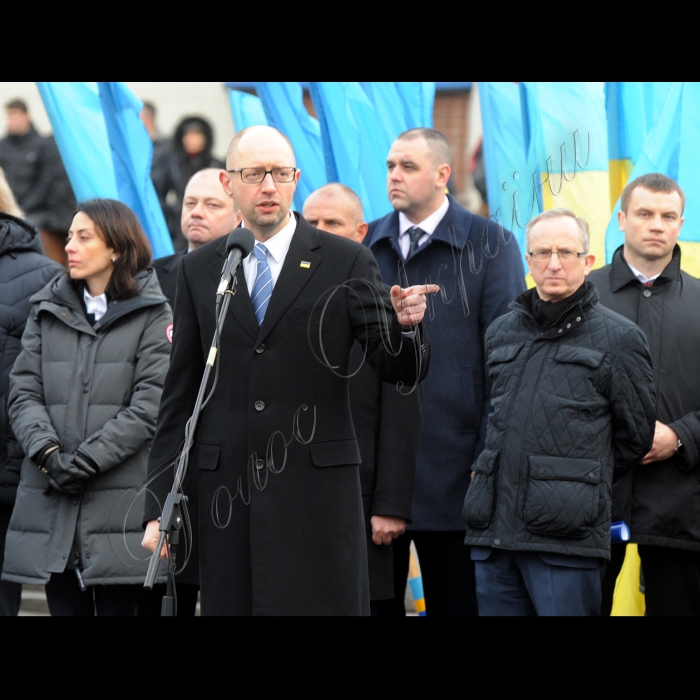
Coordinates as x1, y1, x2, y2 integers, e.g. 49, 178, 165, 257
220, 169, 234, 199
617, 208, 626, 231
355, 222, 369, 244
437, 163, 451, 190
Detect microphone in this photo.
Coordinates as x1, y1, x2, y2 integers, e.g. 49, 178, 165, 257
217, 228, 255, 301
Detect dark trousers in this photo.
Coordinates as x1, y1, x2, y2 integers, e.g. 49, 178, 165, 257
0, 504, 21, 616
375, 530, 477, 617
45, 571, 139, 616
473, 549, 606, 616
638, 544, 700, 616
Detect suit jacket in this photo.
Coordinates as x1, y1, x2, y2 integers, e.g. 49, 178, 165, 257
152, 249, 185, 309
146, 214, 430, 615
367, 195, 525, 530
349, 342, 422, 600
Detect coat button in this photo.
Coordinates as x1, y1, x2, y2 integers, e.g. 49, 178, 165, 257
558, 328, 563, 333
538, 468, 545, 475
576, 316, 582, 322
494, 538, 501, 546
255, 459, 264, 470
85, 554, 90, 559
255, 344, 265, 354
63, 554, 67, 559
643, 289, 652, 298
83, 387, 89, 393
61, 311, 67, 317
98, 443, 104, 448
589, 472, 595, 479
566, 323, 571, 328
254, 401, 265, 411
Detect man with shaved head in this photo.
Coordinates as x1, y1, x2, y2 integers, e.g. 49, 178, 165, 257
152, 168, 242, 306
304, 184, 422, 612
140, 168, 241, 616
144, 126, 436, 616
367, 127, 526, 616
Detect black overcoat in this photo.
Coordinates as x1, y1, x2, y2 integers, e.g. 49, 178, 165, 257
146, 214, 430, 615
589, 245, 700, 551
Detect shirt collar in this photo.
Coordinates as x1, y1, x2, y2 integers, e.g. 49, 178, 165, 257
625, 262, 661, 285
245, 211, 297, 263
398, 196, 449, 236
83, 287, 108, 320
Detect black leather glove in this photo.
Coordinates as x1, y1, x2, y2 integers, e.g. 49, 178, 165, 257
41, 450, 98, 496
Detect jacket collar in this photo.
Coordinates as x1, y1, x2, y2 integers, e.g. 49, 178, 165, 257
30, 269, 167, 334
609, 244, 682, 292
369, 195, 471, 255
511, 282, 599, 338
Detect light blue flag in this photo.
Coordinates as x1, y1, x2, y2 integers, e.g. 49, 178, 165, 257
520, 82, 610, 268
395, 82, 435, 129
479, 82, 530, 266
97, 82, 173, 259
606, 82, 672, 163
227, 89, 268, 131
360, 83, 410, 140
309, 82, 393, 222
254, 82, 326, 211
37, 82, 118, 202
37, 82, 173, 258
604, 82, 698, 259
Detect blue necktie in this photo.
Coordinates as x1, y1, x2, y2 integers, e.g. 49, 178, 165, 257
251, 243, 273, 325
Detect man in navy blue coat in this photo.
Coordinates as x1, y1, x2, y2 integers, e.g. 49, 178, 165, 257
367, 128, 526, 615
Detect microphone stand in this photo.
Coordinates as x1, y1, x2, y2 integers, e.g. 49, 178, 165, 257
143, 276, 239, 614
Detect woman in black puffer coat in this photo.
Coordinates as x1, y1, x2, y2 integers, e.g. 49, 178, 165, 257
2, 199, 172, 616
0, 186, 63, 616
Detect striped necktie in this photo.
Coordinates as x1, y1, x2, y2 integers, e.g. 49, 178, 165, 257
251, 243, 273, 325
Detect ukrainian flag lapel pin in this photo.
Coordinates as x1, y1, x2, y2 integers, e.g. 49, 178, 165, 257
300, 261, 311, 269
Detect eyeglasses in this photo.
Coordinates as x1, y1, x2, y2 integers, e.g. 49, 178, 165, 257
528, 250, 588, 263
227, 167, 298, 184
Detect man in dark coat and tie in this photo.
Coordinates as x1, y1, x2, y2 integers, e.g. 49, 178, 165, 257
367, 128, 526, 616
152, 168, 242, 303
303, 183, 422, 611
143, 126, 436, 616
142, 168, 241, 616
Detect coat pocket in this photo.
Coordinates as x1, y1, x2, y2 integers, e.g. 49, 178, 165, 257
462, 449, 498, 529
197, 442, 220, 471
310, 438, 361, 467
525, 455, 601, 538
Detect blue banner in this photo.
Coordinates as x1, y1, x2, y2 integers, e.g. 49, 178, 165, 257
254, 83, 326, 211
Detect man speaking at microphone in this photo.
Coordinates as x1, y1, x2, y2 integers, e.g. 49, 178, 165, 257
143, 125, 436, 616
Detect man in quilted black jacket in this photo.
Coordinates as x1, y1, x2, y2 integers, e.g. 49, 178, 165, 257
462, 209, 656, 616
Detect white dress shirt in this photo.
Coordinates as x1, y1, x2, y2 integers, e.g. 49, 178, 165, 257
398, 196, 450, 259
626, 262, 661, 285
242, 213, 297, 296
83, 288, 108, 321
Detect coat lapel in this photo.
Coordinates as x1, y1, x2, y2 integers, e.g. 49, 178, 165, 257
209, 242, 259, 342
256, 217, 322, 344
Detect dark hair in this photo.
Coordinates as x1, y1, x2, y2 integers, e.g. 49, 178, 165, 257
141, 101, 156, 119
395, 127, 452, 166
73, 199, 152, 300
621, 173, 685, 214
5, 99, 28, 113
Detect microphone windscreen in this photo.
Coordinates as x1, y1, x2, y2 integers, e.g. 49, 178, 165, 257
226, 228, 256, 257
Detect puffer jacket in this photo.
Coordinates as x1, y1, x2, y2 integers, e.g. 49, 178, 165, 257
463, 283, 656, 560
0, 213, 63, 506
2, 269, 172, 585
